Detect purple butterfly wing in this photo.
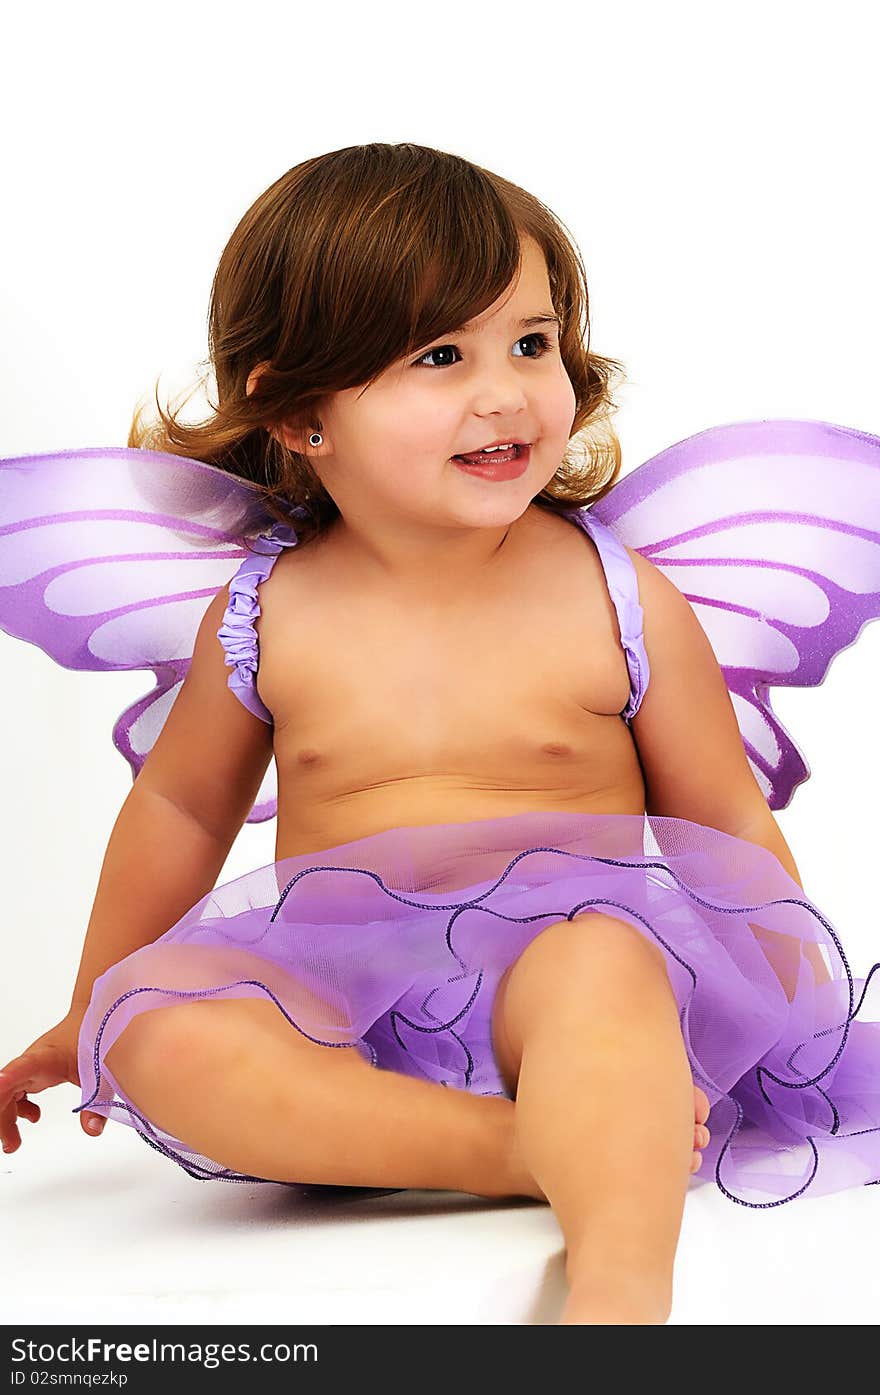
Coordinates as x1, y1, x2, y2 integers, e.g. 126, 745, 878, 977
589, 418, 880, 809
0, 445, 282, 822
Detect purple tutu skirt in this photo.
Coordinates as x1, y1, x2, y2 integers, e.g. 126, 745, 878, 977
74, 809, 880, 1208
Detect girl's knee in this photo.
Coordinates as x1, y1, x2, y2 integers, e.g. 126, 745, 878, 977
527, 911, 669, 982
495, 911, 667, 1032
491, 913, 676, 1087
104, 999, 224, 1084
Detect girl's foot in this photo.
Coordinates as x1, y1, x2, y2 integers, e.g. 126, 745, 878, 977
559, 1273, 672, 1325
692, 1083, 711, 1173
506, 1082, 712, 1200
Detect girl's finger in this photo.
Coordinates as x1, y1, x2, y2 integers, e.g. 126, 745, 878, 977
0, 1069, 38, 1094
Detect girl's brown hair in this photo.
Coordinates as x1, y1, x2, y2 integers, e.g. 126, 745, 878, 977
129, 142, 627, 547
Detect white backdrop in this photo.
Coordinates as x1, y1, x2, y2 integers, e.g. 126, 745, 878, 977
1, 0, 878, 1326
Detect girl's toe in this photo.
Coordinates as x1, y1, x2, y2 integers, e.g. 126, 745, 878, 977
693, 1086, 710, 1125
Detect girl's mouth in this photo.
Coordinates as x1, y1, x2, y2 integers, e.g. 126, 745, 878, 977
451, 443, 531, 480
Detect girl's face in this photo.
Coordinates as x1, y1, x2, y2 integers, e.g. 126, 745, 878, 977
302, 236, 577, 554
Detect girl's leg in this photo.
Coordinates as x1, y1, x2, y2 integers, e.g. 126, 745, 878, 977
491, 913, 695, 1325
103, 996, 541, 1199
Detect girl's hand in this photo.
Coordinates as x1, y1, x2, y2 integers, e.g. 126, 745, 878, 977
0, 1007, 106, 1153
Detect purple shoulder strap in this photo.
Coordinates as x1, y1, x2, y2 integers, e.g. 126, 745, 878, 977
218, 510, 649, 727
564, 509, 650, 722
217, 521, 301, 723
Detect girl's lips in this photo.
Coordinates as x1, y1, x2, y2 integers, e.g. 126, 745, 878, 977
452, 444, 531, 480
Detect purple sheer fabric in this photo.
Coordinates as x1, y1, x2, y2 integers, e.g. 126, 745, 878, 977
74, 809, 880, 1207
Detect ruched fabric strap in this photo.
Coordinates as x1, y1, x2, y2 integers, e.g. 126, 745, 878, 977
565, 509, 650, 722
217, 520, 301, 723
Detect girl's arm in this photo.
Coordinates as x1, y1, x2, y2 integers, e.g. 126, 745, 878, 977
626, 547, 795, 861
723, 808, 804, 890
68, 588, 275, 1009
68, 786, 244, 1009
626, 550, 829, 994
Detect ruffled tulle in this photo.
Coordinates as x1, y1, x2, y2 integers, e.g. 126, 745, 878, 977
73, 809, 880, 1208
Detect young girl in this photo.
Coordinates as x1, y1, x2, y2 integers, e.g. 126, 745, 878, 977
1, 142, 879, 1327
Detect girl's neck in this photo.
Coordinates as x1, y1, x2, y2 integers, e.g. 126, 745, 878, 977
324, 508, 533, 599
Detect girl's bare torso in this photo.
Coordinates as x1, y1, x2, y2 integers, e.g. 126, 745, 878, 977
254, 504, 647, 859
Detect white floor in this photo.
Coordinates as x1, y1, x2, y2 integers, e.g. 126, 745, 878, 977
3, 1103, 878, 1326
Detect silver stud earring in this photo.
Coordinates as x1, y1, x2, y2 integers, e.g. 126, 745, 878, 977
308, 432, 323, 447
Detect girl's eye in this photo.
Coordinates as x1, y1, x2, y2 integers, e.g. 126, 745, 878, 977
411, 331, 556, 370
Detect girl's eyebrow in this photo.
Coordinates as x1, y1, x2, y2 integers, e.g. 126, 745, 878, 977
454, 312, 560, 336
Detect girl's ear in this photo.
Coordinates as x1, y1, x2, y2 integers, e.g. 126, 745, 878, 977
273, 419, 321, 455
245, 362, 318, 454
245, 360, 272, 398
